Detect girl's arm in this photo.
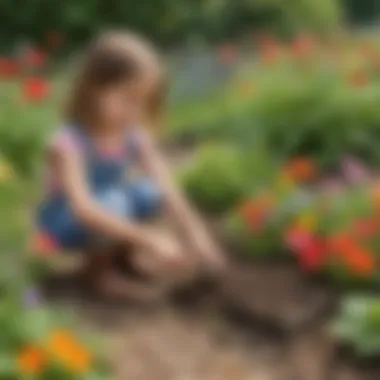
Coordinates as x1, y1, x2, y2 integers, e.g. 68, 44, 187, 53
52, 144, 176, 258
137, 129, 226, 271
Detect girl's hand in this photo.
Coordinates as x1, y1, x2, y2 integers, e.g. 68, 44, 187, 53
144, 231, 183, 264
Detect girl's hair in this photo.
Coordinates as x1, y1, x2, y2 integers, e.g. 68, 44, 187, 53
66, 31, 166, 127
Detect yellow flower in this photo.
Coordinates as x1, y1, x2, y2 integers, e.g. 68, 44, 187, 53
47, 329, 92, 374
0, 158, 13, 181
296, 212, 317, 232
17, 345, 46, 374
277, 172, 296, 194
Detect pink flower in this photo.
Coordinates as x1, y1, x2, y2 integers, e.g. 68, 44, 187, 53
25, 48, 47, 67
341, 156, 370, 183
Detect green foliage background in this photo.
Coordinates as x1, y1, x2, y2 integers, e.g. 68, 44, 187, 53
0, 0, 343, 50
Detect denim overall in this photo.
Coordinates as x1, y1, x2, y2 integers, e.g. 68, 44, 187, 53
37, 126, 161, 250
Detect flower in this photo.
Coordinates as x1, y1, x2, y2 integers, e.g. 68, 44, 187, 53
295, 212, 317, 232
0, 58, 19, 78
25, 47, 46, 67
47, 330, 91, 374
0, 158, 14, 181
328, 233, 376, 277
46, 31, 64, 49
283, 157, 316, 182
290, 34, 315, 59
340, 156, 370, 184
23, 287, 41, 308
344, 245, 375, 277
284, 224, 313, 252
22, 77, 50, 102
298, 236, 326, 271
258, 34, 280, 66
17, 346, 45, 374
217, 44, 237, 64
352, 218, 378, 238
347, 69, 369, 87
240, 195, 273, 232
30, 231, 57, 255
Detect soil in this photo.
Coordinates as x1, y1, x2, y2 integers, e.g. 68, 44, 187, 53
41, 145, 380, 380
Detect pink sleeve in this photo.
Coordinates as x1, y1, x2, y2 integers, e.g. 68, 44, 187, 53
49, 128, 79, 153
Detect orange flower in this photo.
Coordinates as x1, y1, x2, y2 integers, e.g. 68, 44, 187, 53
328, 232, 354, 255
329, 233, 376, 277
47, 330, 91, 374
283, 157, 316, 182
347, 69, 369, 87
291, 34, 315, 59
344, 245, 375, 277
240, 195, 273, 232
17, 346, 45, 374
373, 186, 380, 209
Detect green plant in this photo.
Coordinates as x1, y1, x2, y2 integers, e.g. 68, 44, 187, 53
180, 143, 249, 213
333, 295, 380, 357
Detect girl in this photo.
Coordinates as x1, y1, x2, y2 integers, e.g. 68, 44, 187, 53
36, 31, 226, 301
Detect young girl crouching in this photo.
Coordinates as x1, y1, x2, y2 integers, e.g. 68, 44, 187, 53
36, 31, 226, 301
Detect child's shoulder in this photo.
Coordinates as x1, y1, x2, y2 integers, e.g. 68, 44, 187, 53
48, 124, 80, 152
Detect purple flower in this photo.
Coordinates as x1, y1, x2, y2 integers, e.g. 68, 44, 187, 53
341, 156, 370, 184
23, 287, 41, 308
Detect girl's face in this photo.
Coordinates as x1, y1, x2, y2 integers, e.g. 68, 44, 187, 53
96, 75, 156, 130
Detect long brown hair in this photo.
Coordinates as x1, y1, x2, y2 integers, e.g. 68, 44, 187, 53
66, 31, 166, 128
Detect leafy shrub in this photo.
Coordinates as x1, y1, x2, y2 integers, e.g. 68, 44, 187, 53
170, 37, 380, 172
180, 143, 249, 214
333, 295, 380, 357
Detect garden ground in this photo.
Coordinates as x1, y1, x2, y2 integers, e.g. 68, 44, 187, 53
40, 148, 380, 380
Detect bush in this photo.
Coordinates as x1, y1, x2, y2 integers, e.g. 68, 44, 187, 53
333, 295, 380, 357
180, 143, 249, 214
170, 36, 380, 172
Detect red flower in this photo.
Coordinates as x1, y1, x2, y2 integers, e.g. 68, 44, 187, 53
0, 58, 20, 78
25, 48, 47, 68
30, 232, 57, 255
23, 77, 50, 102
217, 44, 238, 64
298, 236, 326, 272
352, 218, 378, 238
291, 34, 315, 59
46, 31, 64, 49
